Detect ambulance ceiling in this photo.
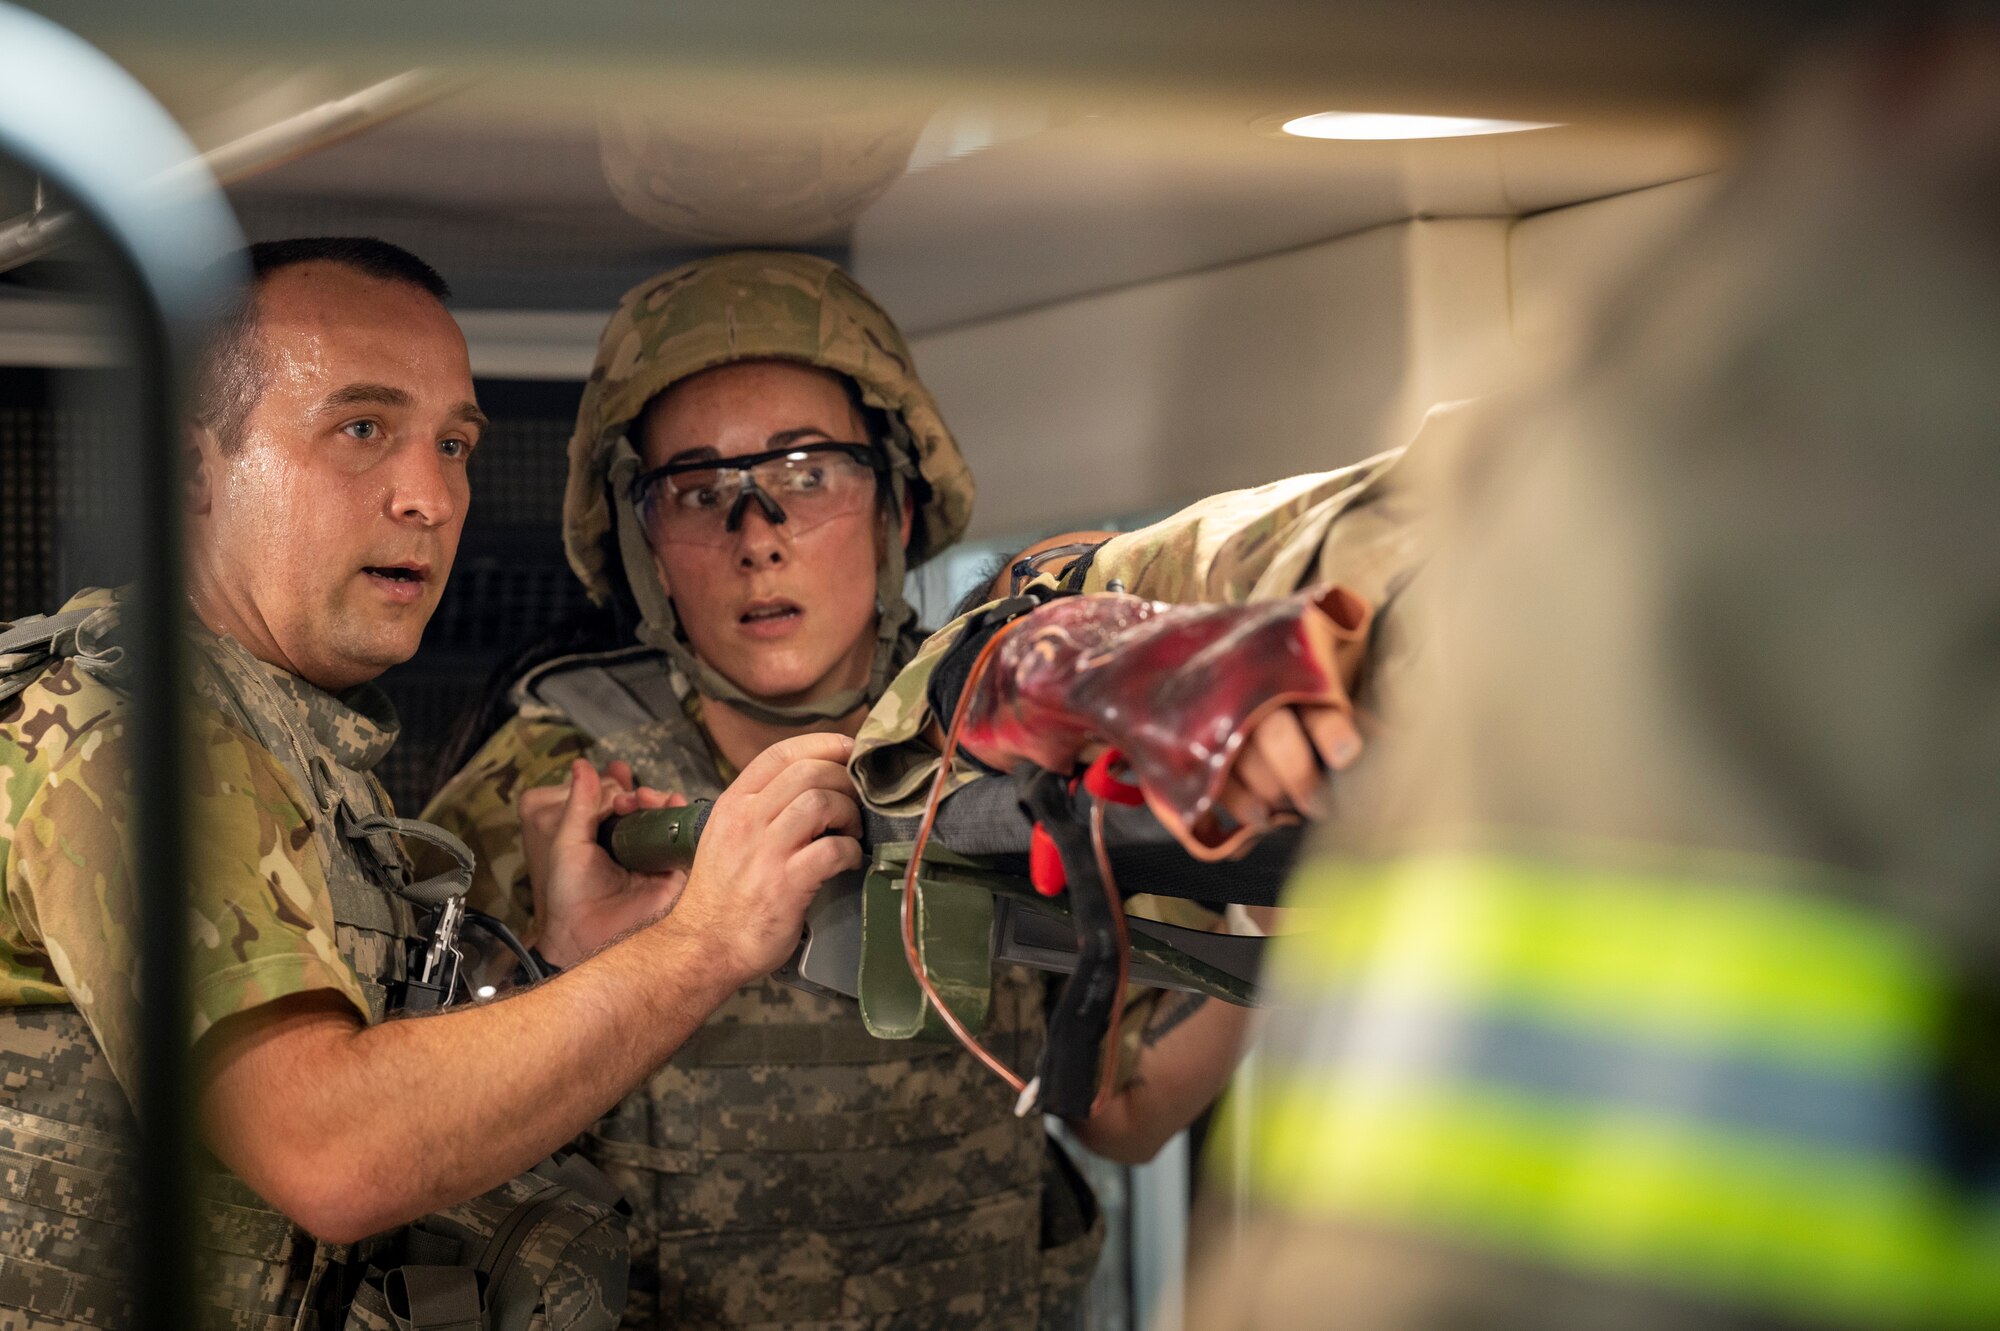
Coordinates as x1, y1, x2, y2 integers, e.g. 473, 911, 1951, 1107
11, 0, 1848, 336
184, 82, 1722, 334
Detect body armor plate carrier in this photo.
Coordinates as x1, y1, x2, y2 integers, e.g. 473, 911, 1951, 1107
518, 649, 1102, 1331
0, 600, 628, 1331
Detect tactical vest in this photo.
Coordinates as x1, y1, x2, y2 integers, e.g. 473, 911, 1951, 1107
0, 601, 627, 1331
519, 648, 1103, 1331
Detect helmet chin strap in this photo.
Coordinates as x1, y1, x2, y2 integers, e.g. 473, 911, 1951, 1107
608, 438, 921, 729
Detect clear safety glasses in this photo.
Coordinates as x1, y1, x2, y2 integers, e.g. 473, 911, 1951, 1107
630, 442, 886, 547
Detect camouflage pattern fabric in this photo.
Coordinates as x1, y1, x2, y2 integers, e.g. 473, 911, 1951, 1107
0, 586, 420, 1329
4, 588, 631, 1330
425, 248, 1110, 1327
423, 710, 593, 936
431, 692, 1196, 1083
850, 442, 1431, 818
1, 588, 372, 1087
426, 662, 1104, 1330
344, 1158, 632, 1331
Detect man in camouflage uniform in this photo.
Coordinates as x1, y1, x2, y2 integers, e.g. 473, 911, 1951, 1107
0, 237, 865, 1328
427, 251, 1362, 1329
1180, 23, 2000, 1331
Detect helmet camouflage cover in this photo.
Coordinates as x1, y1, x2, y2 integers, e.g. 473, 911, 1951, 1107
563, 250, 976, 722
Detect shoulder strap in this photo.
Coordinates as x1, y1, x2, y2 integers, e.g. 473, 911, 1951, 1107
0, 604, 97, 656
519, 646, 684, 742
340, 809, 475, 907
517, 645, 727, 799
0, 605, 117, 704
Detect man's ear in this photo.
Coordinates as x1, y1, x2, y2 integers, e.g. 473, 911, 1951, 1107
184, 423, 219, 516
899, 486, 915, 551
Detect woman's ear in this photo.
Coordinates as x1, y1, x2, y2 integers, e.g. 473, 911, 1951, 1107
649, 547, 675, 604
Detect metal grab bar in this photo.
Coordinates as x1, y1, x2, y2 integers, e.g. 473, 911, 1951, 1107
0, 67, 456, 276
0, 5, 245, 1323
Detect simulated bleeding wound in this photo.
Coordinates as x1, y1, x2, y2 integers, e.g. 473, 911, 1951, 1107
957, 586, 1373, 860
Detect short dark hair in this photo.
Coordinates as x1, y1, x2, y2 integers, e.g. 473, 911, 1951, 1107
192, 237, 451, 450
246, 236, 450, 300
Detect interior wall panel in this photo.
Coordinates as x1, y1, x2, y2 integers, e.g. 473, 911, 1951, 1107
1507, 173, 1719, 348
909, 225, 1412, 540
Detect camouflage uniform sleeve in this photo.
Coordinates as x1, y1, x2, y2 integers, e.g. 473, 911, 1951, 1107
850, 616, 979, 816
1079, 449, 1416, 605
421, 714, 593, 934
7, 699, 369, 1095
852, 451, 1425, 817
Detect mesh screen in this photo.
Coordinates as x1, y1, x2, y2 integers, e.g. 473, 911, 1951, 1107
0, 400, 56, 622
1, 369, 588, 814
373, 378, 589, 810
0, 368, 123, 622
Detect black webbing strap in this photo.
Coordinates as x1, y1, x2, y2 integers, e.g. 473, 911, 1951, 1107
1017, 769, 1122, 1119
1054, 541, 1105, 594
384, 1265, 482, 1331
924, 595, 1036, 752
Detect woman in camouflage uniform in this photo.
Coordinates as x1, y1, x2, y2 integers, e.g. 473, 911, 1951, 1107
428, 245, 1426, 1329
427, 252, 1116, 1330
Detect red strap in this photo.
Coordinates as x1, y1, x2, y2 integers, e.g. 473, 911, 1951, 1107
1081, 749, 1144, 806
1029, 823, 1067, 896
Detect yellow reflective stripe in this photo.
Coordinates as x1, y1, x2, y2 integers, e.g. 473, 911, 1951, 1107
1228, 848, 1996, 1326
1224, 1073, 2000, 1328
1271, 850, 1940, 1071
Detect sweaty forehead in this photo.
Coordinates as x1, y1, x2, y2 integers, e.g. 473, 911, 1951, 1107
252, 263, 470, 392
639, 360, 863, 467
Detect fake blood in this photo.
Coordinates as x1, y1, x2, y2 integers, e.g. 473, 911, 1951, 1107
960, 587, 1371, 857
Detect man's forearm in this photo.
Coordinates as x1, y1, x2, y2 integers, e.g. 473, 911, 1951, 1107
205, 915, 741, 1243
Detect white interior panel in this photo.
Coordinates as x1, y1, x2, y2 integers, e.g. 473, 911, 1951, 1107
908, 225, 1410, 540
1395, 217, 1515, 434
1507, 174, 1718, 348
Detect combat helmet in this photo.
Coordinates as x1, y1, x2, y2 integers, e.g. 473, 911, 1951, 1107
564, 250, 975, 725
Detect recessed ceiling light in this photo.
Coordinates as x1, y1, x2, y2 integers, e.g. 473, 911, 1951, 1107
1281, 112, 1558, 141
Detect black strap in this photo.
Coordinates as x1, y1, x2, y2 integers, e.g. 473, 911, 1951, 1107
460, 910, 549, 984
1017, 770, 1122, 1120
1006, 541, 1103, 596
925, 595, 1040, 772
384, 1265, 482, 1331
1055, 540, 1105, 594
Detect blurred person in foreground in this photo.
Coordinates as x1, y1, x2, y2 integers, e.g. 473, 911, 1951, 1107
1185, 17, 2000, 1331
424, 250, 1376, 1329
0, 238, 861, 1327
